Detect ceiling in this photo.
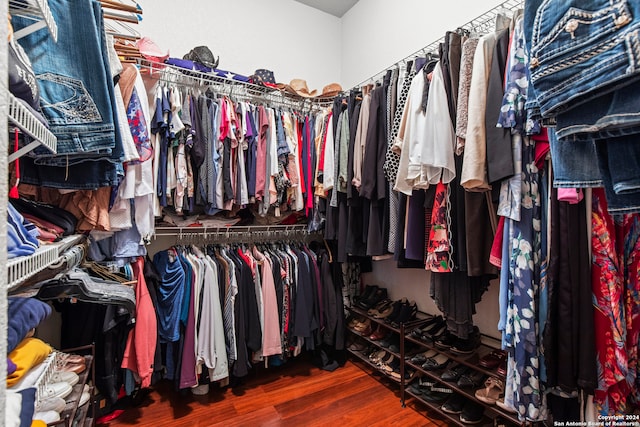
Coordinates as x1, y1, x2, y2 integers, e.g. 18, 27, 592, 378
294, 0, 360, 17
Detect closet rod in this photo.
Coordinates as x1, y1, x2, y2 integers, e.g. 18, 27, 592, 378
348, 0, 523, 91
154, 224, 319, 244
137, 59, 335, 110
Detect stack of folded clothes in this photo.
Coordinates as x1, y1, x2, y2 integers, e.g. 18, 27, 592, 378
9, 198, 78, 247
6, 297, 91, 427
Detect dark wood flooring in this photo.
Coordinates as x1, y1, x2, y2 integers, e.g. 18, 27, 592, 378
99, 357, 447, 427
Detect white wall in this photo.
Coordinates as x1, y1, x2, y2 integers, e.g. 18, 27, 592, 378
138, 0, 342, 91
341, 0, 507, 88
362, 261, 502, 341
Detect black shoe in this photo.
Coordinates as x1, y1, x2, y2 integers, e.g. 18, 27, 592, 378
441, 393, 468, 414
378, 331, 396, 348
391, 300, 418, 328
450, 327, 480, 355
450, 339, 479, 355
380, 334, 400, 352
441, 362, 471, 382
408, 377, 437, 396
423, 321, 447, 341
357, 287, 388, 310
408, 349, 437, 365
411, 315, 443, 338
457, 370, 485, 389
435, 331, 457, 349
384, 298, 407, 325
354, 285, 377, 305
421, 353, 450, 371
422, 385, 454, 403
459, 400, 484, 424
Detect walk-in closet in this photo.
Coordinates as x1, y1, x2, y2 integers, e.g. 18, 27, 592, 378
2, 0, 639, 426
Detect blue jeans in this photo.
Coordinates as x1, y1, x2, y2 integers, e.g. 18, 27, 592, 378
555, 78, 640, 141
12, 0, 116, 158
549, 128, 602, 188
526, 0, 640, 118
549, 129, 640, 214
594, 134, 640, 214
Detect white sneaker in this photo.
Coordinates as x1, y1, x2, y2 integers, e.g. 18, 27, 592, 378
40, 382, 72, 400
50, 371, 79, 387
79, 391, 90, 407
33, 410, 61, 424
35, 396, 66, 413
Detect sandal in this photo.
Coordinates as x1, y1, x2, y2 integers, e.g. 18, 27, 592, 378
474, 376, 504, 405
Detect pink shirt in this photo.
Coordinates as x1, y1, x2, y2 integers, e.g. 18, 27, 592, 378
121, 257, 158, 388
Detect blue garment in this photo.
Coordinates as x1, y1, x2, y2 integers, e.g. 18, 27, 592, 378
555, 78, 640, 142
152, 88, 171, 206
112, 219, 146, 259
17, 1, 124, 188
498, 218, 512, 349
505, 135, 546, 421
527, 0, 640, 118
178, 253, 192, 325
18, 387, 36, 426
594, 135, 640, 214
7, 204, 39, 259
8, 297, 51, 353
11, 0, 115, 157
548, 128, 602, 188
152, 250, 185, 342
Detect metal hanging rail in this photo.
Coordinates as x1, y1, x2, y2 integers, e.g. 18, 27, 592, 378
154, 224, 320, 245
137, 59, 335, 112
349, 0, 523, 90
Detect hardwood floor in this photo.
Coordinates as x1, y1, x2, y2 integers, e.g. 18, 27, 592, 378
99, 357, 447, 427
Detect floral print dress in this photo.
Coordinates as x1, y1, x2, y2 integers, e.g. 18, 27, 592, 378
498, 15, 548, 421
502, 133, 548, 421
592, 188, 640, 414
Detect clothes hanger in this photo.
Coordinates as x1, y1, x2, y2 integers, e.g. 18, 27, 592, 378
323, 238, 333, 263
100, 0, 142, 14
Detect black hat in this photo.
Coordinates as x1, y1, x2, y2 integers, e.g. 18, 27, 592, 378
183, 46, 219, 69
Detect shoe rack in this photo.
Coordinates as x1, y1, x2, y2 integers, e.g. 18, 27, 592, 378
345, 304, 409, 385
48, 344, 96, 427
400, 318, 530, 427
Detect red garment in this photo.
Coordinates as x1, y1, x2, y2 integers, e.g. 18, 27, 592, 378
317, 112, 332, 173
305, 116, 314, 213
490, 215, 506, 268
297, 117, 305, 193
425, 182, 452, 272
121, 257, 158, 388
255, 106, 269, 201
219, 97, 230, 141
21, 213, 64, 238
592, 189, 640, 414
